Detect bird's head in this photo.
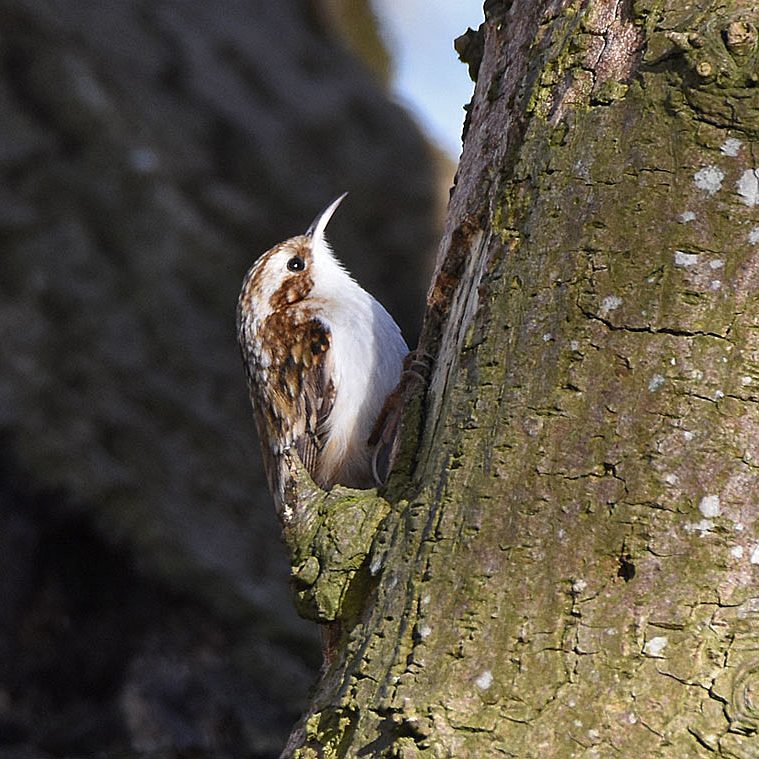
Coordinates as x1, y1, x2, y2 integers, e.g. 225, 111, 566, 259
238, 193, 352, 323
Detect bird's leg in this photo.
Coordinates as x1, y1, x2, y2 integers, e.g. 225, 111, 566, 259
369, 349, 433, 486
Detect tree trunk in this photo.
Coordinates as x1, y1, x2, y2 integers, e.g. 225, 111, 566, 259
285, 0, 759, 755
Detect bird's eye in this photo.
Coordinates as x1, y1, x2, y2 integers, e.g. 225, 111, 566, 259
287, 256, 306, 272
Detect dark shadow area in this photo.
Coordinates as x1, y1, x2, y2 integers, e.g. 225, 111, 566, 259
0, 0, 440, 754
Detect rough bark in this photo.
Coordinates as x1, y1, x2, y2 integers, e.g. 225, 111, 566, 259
0, 1, 439, 755
284, 1, 759, 756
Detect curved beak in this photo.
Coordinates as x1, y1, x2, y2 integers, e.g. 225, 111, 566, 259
305, 192, 348, 242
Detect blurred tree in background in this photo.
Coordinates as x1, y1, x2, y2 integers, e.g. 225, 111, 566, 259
0, 1, 440, 756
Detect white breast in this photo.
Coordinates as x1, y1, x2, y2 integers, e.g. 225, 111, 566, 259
317, 284, 407, 488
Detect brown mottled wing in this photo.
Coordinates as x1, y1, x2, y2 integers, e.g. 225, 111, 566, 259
291, 320, 334, 480
260, 317, 335, 491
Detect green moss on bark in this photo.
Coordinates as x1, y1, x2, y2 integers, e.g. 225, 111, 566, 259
277, 452, 390, 623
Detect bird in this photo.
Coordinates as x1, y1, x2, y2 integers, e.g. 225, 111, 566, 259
236, 194, 409, 505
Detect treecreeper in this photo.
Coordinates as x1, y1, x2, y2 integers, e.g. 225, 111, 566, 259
236, 194, 411, 662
